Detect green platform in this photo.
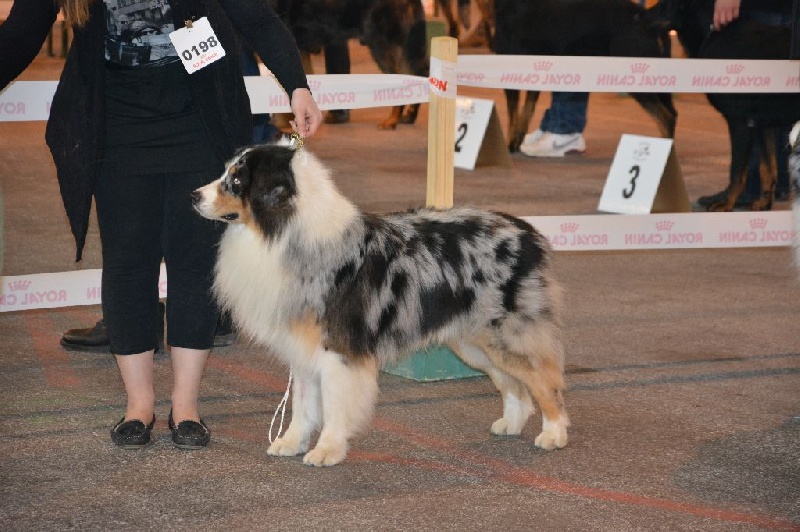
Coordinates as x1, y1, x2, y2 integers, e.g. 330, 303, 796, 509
383, 346, 485, 382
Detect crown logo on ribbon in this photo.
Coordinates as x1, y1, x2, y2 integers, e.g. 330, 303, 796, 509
749, 218, 767, 229
655, 220, 674, 231
630, 62, 650, 74
726, 63, 745, 75
560, 223, 579, 233
8, 280, 31, 291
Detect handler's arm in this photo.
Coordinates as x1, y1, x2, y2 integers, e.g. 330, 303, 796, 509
0, 0, 60, 90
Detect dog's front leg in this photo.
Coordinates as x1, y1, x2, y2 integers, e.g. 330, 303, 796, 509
303, 353, 379, 467
267, 369, 321, 457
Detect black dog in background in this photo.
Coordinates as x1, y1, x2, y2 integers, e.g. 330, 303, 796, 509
492, 0, 677, 152
271, 0, 428, 129
651, 0, 800, 211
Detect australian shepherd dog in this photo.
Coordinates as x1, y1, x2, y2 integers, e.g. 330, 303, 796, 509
192, 142, 569, 466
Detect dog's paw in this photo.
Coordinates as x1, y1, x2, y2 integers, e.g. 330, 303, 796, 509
534, 416, 569, 450
267, 436, 308, 457
302, 445, 347, 467
491, 417, 524, 436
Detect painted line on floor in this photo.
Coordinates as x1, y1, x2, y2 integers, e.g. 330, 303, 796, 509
24, 310, 79, 388
371, 417, 798, 530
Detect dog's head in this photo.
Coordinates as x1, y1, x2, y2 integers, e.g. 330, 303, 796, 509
192, 143, 300, 238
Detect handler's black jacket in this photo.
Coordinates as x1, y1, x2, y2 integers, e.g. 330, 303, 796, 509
0, 0, 309, 260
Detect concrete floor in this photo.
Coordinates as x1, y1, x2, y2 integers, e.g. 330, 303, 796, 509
1, 40, 798, 531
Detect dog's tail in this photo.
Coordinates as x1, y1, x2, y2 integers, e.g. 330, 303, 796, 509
790, 121, 800, 274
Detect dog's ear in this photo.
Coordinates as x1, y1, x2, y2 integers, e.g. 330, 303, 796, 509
258, 185, 290, 208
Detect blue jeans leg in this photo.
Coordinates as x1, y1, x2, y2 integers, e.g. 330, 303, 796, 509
540, 92, 589, 134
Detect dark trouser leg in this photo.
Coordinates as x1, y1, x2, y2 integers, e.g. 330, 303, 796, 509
95, 165, 164, 355
162, 170, 225, 350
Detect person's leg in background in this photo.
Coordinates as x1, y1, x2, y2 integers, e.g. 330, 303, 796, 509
323, 41, 351, 124
520, 92, 588, 157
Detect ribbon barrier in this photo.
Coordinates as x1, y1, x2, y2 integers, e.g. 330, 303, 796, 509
456, 55, 800, 94
0, 74, 431, 122
2, 56, 797, 121
1, 211, 792, 312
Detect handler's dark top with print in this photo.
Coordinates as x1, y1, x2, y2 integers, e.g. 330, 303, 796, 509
0, 0, 309, 260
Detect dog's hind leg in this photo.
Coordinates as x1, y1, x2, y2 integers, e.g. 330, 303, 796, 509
475, 328, 569, 451
506, 89, 540, 152
303, 353, 379, 466
450, 340, 534, 436
630, 92, 677, 138
516, 90, 540, 148
750, 126, 778, 211
267, 368, 321, 458
708, 118, 754, 211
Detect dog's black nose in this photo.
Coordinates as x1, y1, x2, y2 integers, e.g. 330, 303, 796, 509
190, 190, 202, 205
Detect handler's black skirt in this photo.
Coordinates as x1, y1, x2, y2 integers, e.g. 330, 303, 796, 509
103, 61, 221, 175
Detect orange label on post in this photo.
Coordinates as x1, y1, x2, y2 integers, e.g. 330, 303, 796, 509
429, 57, 457, 99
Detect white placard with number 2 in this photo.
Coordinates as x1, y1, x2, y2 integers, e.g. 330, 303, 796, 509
169, 17, 226, 74
454, 97, 494, 170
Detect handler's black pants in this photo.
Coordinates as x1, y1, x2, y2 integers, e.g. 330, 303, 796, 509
95, 167, 224, 355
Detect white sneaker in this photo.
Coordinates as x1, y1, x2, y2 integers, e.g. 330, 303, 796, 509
520, 129, 544, 148
520, 132, 586, 157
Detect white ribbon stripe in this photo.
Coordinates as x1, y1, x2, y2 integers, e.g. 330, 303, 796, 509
2, 57, 796, 122
1, 211, 792, 312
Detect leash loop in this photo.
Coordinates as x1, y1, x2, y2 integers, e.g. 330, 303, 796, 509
268, 370, 292, 443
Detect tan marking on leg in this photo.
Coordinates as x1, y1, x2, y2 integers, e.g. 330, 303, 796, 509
288, 310, 323, 355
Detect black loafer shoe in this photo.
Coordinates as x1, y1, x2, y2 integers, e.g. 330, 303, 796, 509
168, 410, 210, 449
111, 416, 156, 449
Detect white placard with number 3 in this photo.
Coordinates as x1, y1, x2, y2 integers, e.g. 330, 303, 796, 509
598, 134, 674, 214
169, 17, 226, 74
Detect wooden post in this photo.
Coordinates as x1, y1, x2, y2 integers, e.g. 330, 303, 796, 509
426, 36, 458, 208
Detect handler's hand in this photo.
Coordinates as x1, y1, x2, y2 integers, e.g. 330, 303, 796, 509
289, 88, 323, 138
713, 0, 740, 30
